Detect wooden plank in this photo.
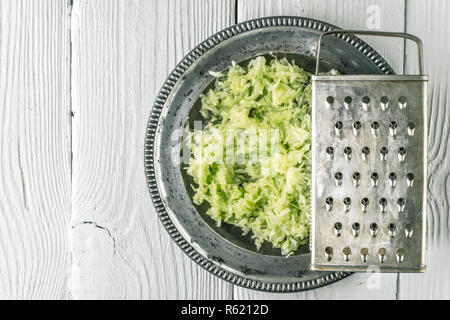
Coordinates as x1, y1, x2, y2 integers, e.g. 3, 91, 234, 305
235, 0, 404, 299
399, 0, 450, 299
0, 0, 71, 299
238, 0, 405, 72
70, 0, 235, 299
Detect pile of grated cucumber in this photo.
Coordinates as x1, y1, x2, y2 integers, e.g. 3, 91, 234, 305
187, 56, 312, 256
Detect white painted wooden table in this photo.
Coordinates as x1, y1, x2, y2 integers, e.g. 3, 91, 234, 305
0, 0, 449, 299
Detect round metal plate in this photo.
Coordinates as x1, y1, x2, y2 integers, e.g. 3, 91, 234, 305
144, 16, 394, 292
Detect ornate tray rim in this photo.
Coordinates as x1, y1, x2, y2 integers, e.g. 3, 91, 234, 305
144, 16, 394, 293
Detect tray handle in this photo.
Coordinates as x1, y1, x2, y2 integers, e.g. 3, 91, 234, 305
315, 30, 424, 75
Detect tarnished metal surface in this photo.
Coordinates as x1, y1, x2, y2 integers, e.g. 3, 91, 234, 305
145, 16, 399, 292
311, 74, 427, 272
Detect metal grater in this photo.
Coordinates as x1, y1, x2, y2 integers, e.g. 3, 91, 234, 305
310, 30, 427, 272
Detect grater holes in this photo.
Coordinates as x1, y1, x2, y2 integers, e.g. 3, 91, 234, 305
343, 197, 351, 211
352, 222, 361, 237
398, 96, 408, 109
379, 198, 387, 213
407, 173, 415, 187
405, 224, 414, 238
389, 121, 398, 136
370, 223, 378, 237
335, 121, 343, 136
388, 223, 397, 237
408, 121, 416, 136
362, 96, 370, 111
360, 248, 369, 262
353, 121, 361, 136
389, 121, 398, 128
313, 87, 424, 270
388, 172, 397, 188
334, 172, 343, 186
362, 146, 370, 161
396, 248, 404, 263
326, 96, 334, 106
342, 247, 351, 261
361, 197, 369, 212
371, 172, 379, 187
397, 198, 406, 213
398, 147, 406, 162
380, 96, 389, 111
371, 121, 379, 136
344, 146, 352, 160
344, 96, 352, 109
378, 248, 387, 263
326, 146, 335, 160
325, 197, 333, 211
334, 222, 342, 237
352, 172, 361, 186
325, 247, 333, 261
380, 147, 388, 161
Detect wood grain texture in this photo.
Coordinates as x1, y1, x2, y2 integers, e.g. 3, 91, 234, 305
70, 0, 235, 299
235, 0, 404, 299
0, 0, 71, 299
399, 0, 450, 299
0, 0, 446, 300
238, 0, 406, 72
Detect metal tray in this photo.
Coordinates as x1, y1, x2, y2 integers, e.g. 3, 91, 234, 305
144, 16, 395, 292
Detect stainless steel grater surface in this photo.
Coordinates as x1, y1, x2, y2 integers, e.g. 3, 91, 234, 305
311, 31, 428, 272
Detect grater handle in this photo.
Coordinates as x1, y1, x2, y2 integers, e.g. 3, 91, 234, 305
315, 30, 424, 75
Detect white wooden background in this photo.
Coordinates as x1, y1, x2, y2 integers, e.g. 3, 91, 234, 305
0, 0, 448, 299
